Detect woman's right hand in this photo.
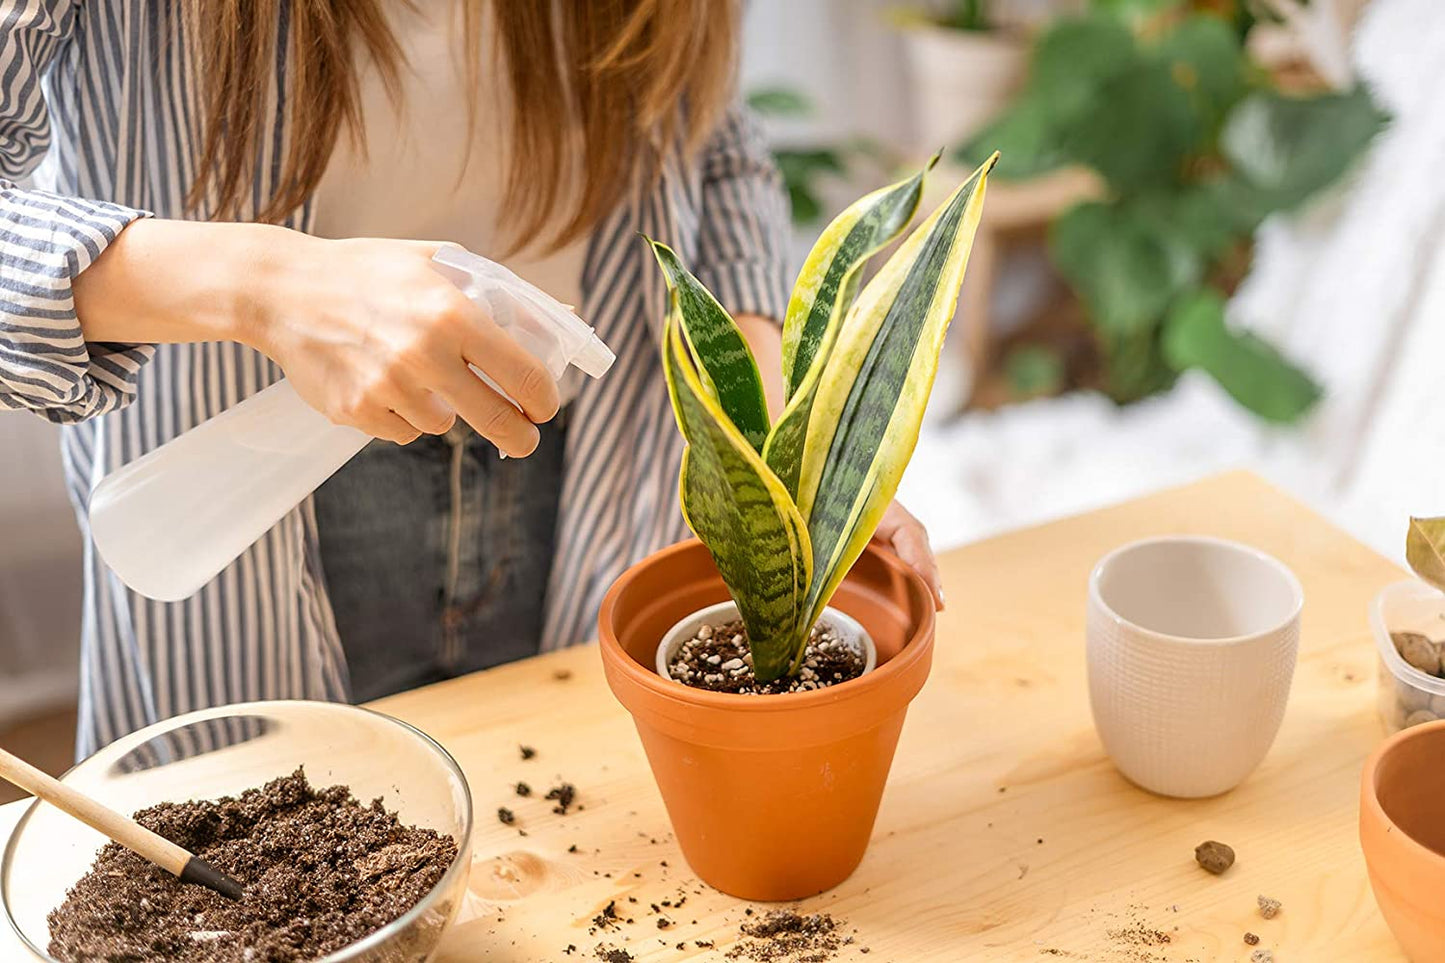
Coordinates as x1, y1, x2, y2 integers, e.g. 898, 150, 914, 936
73, 220, 560, 455
249, 234, 560, 453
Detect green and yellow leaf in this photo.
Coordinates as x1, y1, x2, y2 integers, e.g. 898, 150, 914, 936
663, 301, 812, 682
766, 163, 934, 497
794, 155, 996, 642
781, 162, 934, 400
651, 240, 772, 451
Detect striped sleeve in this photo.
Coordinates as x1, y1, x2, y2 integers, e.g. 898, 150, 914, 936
0, 0, 154, 423
693, 102, 791, 323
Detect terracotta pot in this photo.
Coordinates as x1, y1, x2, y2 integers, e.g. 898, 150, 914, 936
598, 540, 935, 901
1361, 719, 1445, 961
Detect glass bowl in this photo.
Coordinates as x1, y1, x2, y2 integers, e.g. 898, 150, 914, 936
1372, 580, 1445, 733
2, 700, 472, 962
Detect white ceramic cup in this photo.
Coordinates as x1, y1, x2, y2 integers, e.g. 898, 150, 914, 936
1086, 536, 1303, 798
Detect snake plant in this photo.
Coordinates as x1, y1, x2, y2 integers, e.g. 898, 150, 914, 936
654, 154, 995, 682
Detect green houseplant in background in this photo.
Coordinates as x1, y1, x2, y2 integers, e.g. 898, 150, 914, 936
597, 156, 995, 901
958, 1, 1387, 423
747, 86, 895, 226
926, 0, 992, 31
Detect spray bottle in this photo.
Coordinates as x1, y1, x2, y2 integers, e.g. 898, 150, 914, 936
88, 246, 614, 601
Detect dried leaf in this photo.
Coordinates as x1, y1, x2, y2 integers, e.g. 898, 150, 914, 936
1406, 516, 1445, 592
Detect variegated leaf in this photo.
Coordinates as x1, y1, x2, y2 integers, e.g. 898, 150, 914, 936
781, 160, 934, 400
663, 301, 812, 682
767, 163, 933, 497
1407, 516, 1445, 593
795, 155, 996, 640
651, 240, 771, 451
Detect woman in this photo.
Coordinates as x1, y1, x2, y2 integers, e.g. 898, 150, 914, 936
0, 0, 942, 757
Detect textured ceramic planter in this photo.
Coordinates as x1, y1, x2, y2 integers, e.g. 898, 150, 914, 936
1361, 719, 1445, 961
1087, 536, 1301, 798
599, 540, 935, 901
654, 600, 877, 681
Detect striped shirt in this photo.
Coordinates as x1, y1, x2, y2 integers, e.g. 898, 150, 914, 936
0, 0, 789, 757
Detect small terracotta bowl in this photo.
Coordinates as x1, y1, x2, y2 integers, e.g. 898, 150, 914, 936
1361, 719, 1445, 961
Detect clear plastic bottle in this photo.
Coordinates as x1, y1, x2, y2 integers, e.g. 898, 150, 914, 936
88, 247, 614, 602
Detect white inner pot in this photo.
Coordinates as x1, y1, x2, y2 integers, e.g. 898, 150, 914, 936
655, 600, 877, 682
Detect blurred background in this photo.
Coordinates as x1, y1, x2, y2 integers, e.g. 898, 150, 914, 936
2, 0, 1436, 792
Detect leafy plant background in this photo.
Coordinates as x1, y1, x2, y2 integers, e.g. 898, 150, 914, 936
748, 86, 898, 227
954, 0, 1387, 422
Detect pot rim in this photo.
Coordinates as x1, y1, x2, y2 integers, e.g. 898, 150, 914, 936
1088, 535, 1303, 647
1361, 717, 1445, 872
896, 18, 1031, 46
599, 540, 936, 713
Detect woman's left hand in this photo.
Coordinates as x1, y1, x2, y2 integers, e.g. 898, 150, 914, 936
872, 501, 945, 610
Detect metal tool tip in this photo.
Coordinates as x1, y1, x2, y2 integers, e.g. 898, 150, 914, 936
180, 856, 245, 901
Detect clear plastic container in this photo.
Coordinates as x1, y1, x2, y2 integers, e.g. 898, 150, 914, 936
1371, 579, 1445, 732
89, 247, 614, 602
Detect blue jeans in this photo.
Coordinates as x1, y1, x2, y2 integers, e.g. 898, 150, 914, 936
313, 413, 567, 702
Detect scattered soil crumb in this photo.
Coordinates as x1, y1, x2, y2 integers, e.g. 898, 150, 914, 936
724, 910, 849, 962
497, 806, 515, 825
1244, 932, 1260, 945
1102, 906, 1176, 963
591, 900, 622, 933
594, 945, 634, 962
668, 620, 864, 695
519, 745, 537, 760
1251, 951, 1273, 963
1106, 923, 1171, 948
515, 782, 532, 797
46, 768, 457, 963
1257, 895, 1281, 919
1194, 840, 1235, 874
547, 782, 578, 815
554, 668, 573, 680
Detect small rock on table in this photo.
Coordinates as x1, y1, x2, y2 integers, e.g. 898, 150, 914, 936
1194, 840, 1235, 875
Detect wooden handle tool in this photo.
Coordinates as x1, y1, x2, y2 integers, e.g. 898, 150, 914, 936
0, 746, 243, 900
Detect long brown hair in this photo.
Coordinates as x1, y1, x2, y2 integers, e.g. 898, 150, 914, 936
183, 1, 739, 251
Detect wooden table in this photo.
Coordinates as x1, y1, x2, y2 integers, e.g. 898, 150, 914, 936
0, 472, 1408, 960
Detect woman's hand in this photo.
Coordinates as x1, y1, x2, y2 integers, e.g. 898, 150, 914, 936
73, 220, 559, 454
871, 500, 945, 610
250, 235, 559, 452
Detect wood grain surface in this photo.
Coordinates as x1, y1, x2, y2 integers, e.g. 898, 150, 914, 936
0, 472, 1410, 961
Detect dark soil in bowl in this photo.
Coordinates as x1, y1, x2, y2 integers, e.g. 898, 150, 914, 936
46, 768, 458, 963
666, 620, 865, 695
